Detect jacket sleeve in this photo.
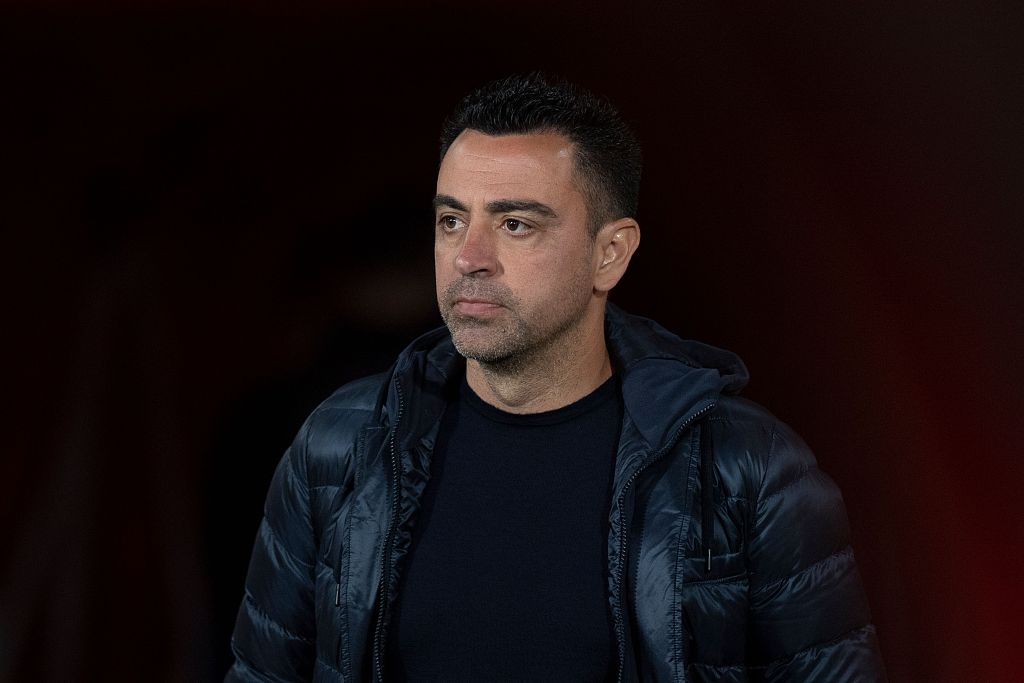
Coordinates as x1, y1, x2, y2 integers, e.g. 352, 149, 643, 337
746, 420, 887, 682
226, 420, 317, 682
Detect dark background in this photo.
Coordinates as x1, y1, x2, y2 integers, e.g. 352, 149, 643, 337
2, 2, 1022, 681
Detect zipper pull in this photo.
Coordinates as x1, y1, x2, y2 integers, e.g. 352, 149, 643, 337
335, 582, 342, 606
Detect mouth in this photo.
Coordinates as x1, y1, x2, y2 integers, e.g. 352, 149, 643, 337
452, 298, 504, 316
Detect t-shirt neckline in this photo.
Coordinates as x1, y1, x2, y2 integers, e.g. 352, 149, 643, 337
459, 374, 619, 426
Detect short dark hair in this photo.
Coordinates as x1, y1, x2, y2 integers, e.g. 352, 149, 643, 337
439, 73, 642, 234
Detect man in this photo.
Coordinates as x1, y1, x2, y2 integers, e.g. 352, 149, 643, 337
227, 74, 887, 681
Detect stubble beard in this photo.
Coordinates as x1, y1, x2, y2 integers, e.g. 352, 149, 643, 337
439, 279, 592, 377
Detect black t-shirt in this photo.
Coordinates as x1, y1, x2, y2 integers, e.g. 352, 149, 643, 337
385, 374, 623, 681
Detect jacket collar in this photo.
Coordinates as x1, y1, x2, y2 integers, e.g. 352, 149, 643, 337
384, 302, 749, 453
604, 302, 748, 450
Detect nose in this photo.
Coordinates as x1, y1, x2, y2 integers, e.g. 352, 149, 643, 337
454, 223, 498, 277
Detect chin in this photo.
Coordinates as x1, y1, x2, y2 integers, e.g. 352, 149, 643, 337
443, 307, 534, 364
450, 334, 499, 361
445, 327, 510, 362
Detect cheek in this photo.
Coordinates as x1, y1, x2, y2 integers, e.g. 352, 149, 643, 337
434, 243, 450, 275
433, 249, 449, 296
550, 243, 595, 287
524, 255, 588, 305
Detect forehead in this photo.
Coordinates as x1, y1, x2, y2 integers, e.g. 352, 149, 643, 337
437, 130, 580, 204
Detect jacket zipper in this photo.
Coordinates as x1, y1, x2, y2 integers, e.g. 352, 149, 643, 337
614, 401, 715, 683
372, 376, 405, 682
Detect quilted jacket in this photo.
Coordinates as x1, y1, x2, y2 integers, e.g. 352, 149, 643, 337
228, 304, 887, 682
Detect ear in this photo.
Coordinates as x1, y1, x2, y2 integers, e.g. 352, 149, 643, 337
593, 217, 641, 293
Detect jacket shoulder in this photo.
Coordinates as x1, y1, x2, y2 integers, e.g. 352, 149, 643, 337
701, 395, 823, 506
314, 371, 389, 416
296, 371, 389, 488
706, 396, 855, 582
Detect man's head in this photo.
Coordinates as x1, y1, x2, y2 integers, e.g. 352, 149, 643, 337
439, 73, 642, 235
434, 75, 642, 374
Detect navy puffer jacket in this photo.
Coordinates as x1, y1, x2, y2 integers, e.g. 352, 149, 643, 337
228, 304, 887, 681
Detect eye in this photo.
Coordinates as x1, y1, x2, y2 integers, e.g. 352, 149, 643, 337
438, 215, 465, 232
502, 218, 532, 235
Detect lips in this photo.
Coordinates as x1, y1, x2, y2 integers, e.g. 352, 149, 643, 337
452, 298, 503, 315
456, 297, 500, 306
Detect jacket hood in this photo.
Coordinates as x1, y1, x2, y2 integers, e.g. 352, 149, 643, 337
386, 302, 749, 452
604, 303, 748, 450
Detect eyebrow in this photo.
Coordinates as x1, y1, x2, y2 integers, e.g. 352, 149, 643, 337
433, 194, 468, 212
433, 194, 559, 219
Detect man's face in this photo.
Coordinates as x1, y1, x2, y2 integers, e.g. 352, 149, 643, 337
434, 130, 599, 368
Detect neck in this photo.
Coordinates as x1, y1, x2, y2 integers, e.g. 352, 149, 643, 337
465, 303, 613, 414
